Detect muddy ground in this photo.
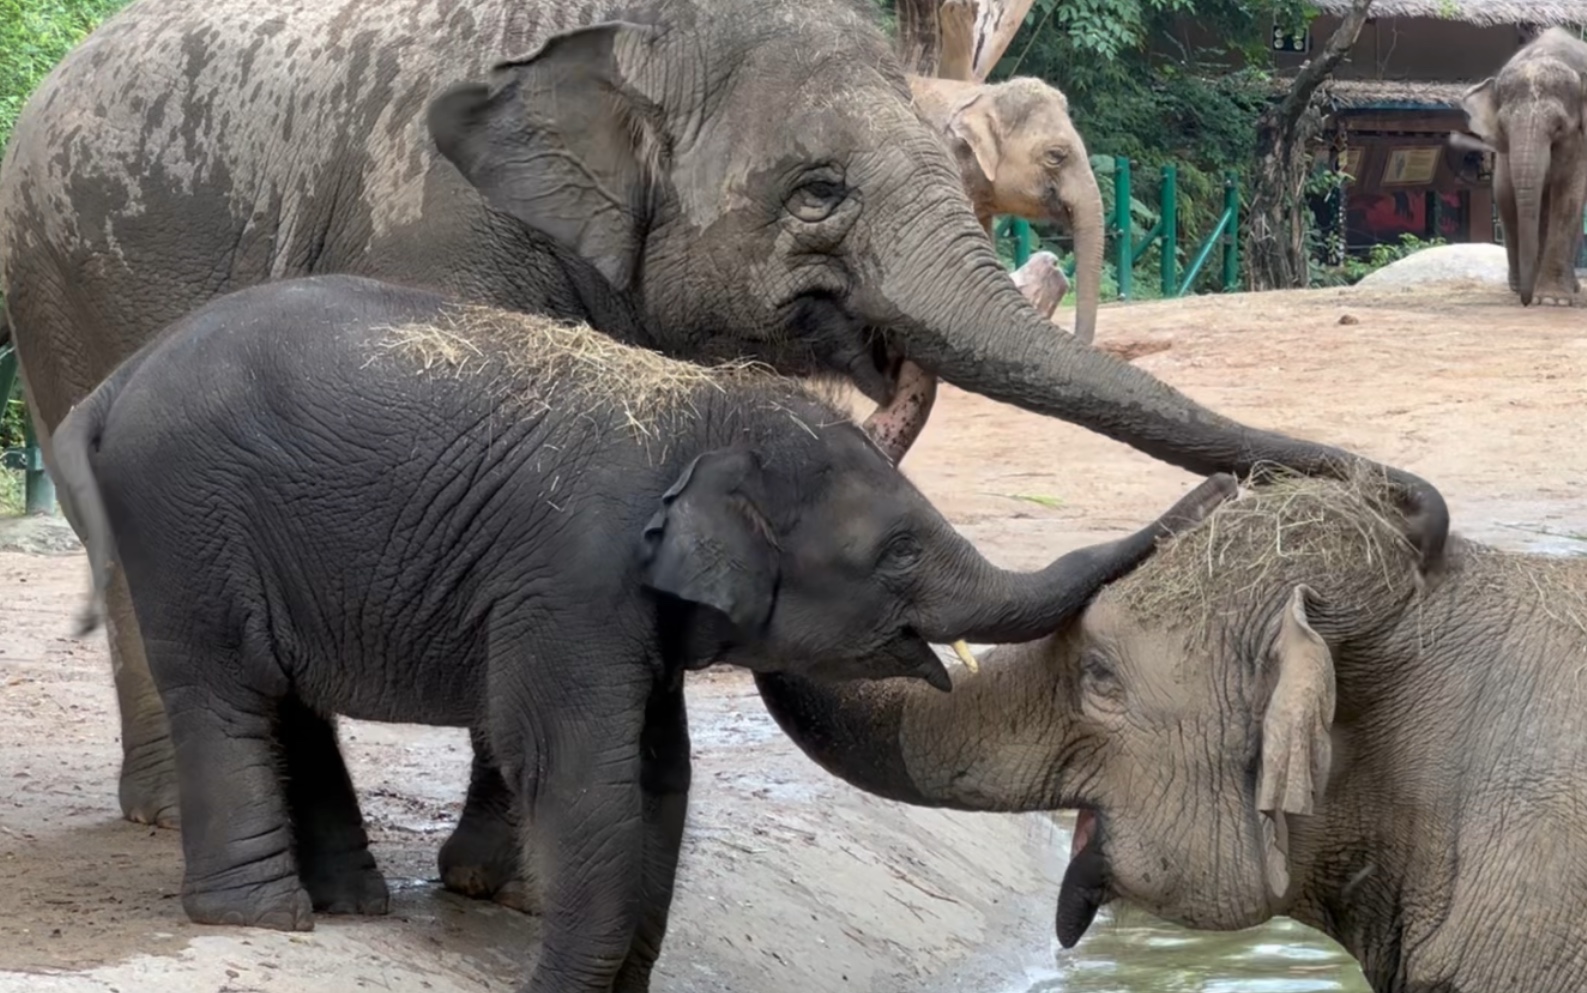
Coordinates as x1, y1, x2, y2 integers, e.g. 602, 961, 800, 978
1, 281, 1583, 992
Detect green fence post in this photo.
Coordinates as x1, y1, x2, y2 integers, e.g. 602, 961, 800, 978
1011, 217, 1033, 268
1221, 171, 1240, 292
1161, 165, 1178, 297
1114, 156, 1132, 301
21, 410, 53, 516
0, 344, 55, 516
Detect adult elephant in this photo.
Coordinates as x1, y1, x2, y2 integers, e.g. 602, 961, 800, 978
911, 75, 1103, 343
1460, 27, 1587, 307
1, 0, 1444, 896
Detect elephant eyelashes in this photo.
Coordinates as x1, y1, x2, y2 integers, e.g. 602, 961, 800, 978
1080, 651, 1125, 704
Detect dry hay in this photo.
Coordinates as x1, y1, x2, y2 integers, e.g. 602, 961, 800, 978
1110, 467, 1423, 633
1112, 467, 1587, 642
372, 305, 818, 443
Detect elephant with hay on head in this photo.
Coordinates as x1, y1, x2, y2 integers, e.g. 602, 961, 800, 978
758, 469, 1587, 992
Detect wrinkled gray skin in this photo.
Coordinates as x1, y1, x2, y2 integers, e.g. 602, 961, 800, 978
757, 479, 1587, 992
0, 0, 1446, 894
49, 274, 1242, 993
1460, 27, 1587, 307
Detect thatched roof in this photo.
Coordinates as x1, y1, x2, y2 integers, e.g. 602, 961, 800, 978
1324, 78, 1473, 109
1308, 0, 1587, 26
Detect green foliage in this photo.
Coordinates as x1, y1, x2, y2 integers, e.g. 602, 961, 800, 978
1, 0, 131, 471
1313, 232, 1448, 287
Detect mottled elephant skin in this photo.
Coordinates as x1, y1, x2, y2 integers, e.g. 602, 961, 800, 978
2, 0, 1445, 899
49, 274, 1240, 993
759, 477, 1587, 992
1461, 27, 1587, 307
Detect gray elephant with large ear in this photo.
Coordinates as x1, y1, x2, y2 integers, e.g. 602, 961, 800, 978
49, 273, 1241, 992
909, 75, 1103, 343
1, 0, 1445, 885
757, 472, 1587, 992
1460, 27, 1587, 307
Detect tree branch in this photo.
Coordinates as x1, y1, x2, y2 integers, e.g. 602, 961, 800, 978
1274, 0, 1373, 128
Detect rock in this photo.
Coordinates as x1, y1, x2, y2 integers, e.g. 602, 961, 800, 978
1354, 243, 1509, 290
1338, 314, 1360, 325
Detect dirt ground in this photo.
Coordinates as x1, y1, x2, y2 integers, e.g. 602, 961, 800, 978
1, 280, 1583, 993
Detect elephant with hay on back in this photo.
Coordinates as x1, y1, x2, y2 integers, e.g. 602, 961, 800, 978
1, 0, 1447, 910
758, 471, 1587, 992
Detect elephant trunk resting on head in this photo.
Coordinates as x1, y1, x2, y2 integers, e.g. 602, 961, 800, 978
2, 0, 1446, 889
1460, 26, 1587, 307
758, 473, 1587, 992
48, 273, 1241, 992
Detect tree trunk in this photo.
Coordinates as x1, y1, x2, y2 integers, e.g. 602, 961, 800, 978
894, 0, 1036, 82
1246, 0, 1374, 290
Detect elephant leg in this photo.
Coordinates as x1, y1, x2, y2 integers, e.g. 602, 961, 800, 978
156, 648, 312, 931
513, 674, 648, 993
278, 696, 389, 916
104, 565, 181, 828
1495, 159, 1521, 296
438, 726, 540, 913
1535, 156, 1586, 307
612, 684, 692, 993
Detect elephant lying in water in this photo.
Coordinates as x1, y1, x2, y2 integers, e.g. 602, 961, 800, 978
50, 274, 1238, 993
759, 474, 1587, 992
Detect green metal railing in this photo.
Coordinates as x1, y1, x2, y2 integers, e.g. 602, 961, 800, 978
997, 157, 1241, 302
0, 342, 55, 516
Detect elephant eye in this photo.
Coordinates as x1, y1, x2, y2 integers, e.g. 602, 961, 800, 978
1080, 650, 1124, 702
879, 532, 923, 569
1045, 148, 1068, 166
787, 178, 848, 223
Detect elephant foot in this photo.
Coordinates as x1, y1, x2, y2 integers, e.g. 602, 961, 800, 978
183, 881, 315, 932
1533, 285, 1579, 307
439, 818, 540, 913
300, 852, 390, 916
118, 739, 181, 829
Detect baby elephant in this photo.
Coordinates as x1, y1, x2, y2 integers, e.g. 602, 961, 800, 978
53, 274, 1233, 993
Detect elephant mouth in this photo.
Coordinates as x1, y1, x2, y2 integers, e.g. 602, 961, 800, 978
1055, 807, 1110, 949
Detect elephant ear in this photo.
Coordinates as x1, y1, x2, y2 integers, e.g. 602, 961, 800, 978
640, 447, 780, 634
946, 90, 1003, 187
1256, 584, 1336, 902
1459, 77, 1504, 151
426, 21, 664, 290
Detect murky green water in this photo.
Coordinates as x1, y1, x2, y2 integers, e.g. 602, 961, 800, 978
1024, 912, 1371, 993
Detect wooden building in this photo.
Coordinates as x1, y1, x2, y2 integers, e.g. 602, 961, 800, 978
1280, 2, 1587, 254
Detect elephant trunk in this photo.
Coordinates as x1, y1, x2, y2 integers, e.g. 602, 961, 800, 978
751, 473, 1240, 810
914, 475, 1232, 644
1061, 164, 1105, 345
1510, 117, 1552, 306
859, 147, 1450, 572
754, 646, 1066, 811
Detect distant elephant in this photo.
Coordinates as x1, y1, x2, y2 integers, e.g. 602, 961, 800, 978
0, 0, 1447, 892
49, 274, 1239, 992
1460, 27, 1587, 307
757, 473, 1587, 992
910, 75, 1103, 342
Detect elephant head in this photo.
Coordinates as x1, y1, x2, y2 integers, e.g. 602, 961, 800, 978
426, 0, 1447, 569
643, 430, 1238, 692
1462, 28, 1587, 306
908, 75, 1104, 344
755, 472, 1428, 945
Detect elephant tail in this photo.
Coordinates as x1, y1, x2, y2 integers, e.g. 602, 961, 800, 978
52, 386, 116, 637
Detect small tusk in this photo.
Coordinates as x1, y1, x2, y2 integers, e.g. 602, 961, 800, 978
951, 640, 979, 673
